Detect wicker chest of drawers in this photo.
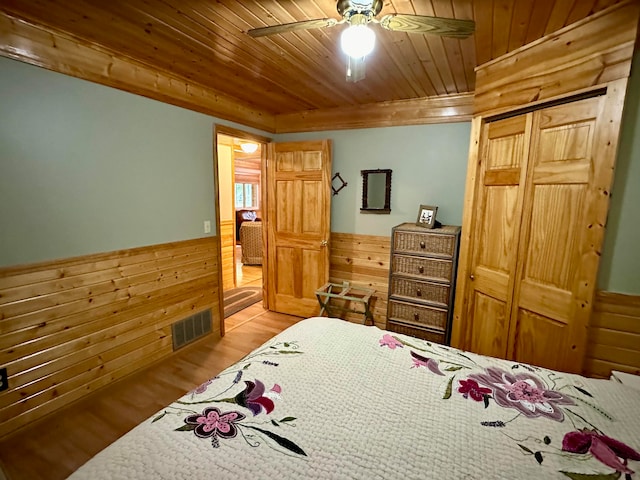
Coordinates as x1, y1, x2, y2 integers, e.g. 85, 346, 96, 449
386, 223, 461, 344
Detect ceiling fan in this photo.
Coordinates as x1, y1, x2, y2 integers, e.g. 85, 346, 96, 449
247, 0, 474, 82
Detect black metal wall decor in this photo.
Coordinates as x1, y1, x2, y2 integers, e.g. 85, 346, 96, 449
331, 172, 348, 196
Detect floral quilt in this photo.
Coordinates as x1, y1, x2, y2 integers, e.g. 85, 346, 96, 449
70, 317, 640, 479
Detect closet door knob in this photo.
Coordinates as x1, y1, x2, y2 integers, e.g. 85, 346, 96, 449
418, 266, 424, 274
416, 289, 422, 297
470, 274, 475, 280
413, 313, 420, 321
420, 241, 426, 249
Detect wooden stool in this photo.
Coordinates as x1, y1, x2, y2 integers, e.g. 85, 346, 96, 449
315, 281, 375, 325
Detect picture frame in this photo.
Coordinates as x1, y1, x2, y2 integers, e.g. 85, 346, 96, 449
416, 205, 438, 229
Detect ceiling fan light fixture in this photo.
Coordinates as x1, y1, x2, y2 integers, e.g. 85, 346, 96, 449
240, 142, 258, 153
340, 23, 375, 58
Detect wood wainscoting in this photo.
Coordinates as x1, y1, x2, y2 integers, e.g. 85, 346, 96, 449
219, 220, 235, 290
584, 291, 640, 378
329, 232, 390, 329
0, 237, 220, 438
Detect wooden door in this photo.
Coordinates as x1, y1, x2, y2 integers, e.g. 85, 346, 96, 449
508, 97, 604, 372
466, 115, 532, 358
266, 140, 332, 318
465, 94, 616, 373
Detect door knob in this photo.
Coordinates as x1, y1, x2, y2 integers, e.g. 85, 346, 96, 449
470, 274, 475, 280
320, 240, 328, 247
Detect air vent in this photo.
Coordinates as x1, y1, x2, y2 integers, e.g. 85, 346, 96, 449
172, 309, 212, 351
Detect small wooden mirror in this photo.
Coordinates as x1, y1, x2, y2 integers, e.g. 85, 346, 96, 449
360, 169, 392, 214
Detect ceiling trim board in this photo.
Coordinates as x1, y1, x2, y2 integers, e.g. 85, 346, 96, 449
275, 93, 474, 133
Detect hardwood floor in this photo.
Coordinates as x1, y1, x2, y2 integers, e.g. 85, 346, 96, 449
234, 244, 262, 288
0, 307, 302, 480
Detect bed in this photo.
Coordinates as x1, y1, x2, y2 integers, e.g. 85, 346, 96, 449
69, 317, 640, 479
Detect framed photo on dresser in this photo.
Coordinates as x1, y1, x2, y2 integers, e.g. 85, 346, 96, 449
416, 205, 438, 229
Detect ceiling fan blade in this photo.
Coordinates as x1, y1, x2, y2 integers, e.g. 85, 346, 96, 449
379, 14, 474, 38
247, 18, 339, 38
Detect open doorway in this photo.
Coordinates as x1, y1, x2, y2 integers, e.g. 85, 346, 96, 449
214, 126, 269, 331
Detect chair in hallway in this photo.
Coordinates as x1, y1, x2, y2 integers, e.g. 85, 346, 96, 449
240, 221, 262, 265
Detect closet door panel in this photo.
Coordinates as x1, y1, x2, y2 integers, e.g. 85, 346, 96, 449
512, 310, 567, 369
519, 282, 572, 321
469, 291, 508, 356
467, 116, 530, 358
525, 184, 586, 288
510, 97, 600, 372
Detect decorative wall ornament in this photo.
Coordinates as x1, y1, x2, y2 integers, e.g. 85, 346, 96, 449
331, 172, 348, 196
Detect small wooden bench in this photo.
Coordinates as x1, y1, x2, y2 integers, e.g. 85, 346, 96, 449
315, 281, 375, 325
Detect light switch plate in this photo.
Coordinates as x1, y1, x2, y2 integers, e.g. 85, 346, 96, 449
204, 220, 211, 234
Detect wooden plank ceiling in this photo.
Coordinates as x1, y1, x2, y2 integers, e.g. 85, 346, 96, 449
0, 0, 625, 127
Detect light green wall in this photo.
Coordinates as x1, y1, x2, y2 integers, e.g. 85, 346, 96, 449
0, 56, 267, 267
276, 122, 472, 236
1, 52, 638, 295
597, 52, 640, 294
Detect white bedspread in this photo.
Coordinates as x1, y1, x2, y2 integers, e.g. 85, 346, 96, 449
70, 317, 640, 479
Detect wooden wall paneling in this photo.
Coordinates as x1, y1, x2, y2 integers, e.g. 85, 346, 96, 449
0, 237, 220, 438
473, 1, 639, 117
219, 220, 236, 291
329, 232, 390, 329
275, 94, 474, 133
0, 275, 215, 371
0, 253, 216, 328
584, 291, 640, 378
0, 12, 275, 132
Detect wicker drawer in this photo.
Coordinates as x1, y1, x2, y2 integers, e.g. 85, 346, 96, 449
386, 321, 446, 344
391, 254, 453, 283
393, 231, 456, 257
390, 277, 450, 307
387, 299, 447, 330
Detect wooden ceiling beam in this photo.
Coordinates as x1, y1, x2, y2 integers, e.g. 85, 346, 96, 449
275, 93, 474, 133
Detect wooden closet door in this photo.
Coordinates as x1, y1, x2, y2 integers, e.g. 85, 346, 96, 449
466, 115, 532, 358
508, 97, 603, 373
